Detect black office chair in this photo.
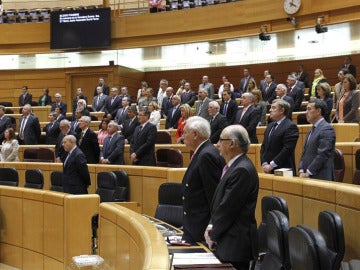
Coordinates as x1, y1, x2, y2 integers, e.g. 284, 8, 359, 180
258, 196, 289, 255
0, 167, 19, 186
154, 182, 183, 228
112, 170, 129, 202
260, 210, 290, 270
24, 169, 44, 189
50, 171, 63, 192
288, 225, 331, 270
96, 171, 123, 203
318, 210, 345, 270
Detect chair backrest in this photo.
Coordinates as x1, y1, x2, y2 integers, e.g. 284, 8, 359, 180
353, 149, 360, 185
50, 171, 63, 192
112, 170, 129, 202
297, 113, 309, 125
334, 148, 345, 182
318, 210, 345, 270
23, 148, 55, 162
289, 225, 331, 270
0, 167, 19, 186
156, 131, 172, 144
96, 171, 119, 203
258, 196, 289, 254
24, 169, 44, 189
260, 210, 290, 270
156, 148, 169, 167
156, 148, 184, 168
154, 182, 183, 228
0, 101, 13, 107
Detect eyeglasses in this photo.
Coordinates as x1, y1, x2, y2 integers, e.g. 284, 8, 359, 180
218, 138, 233, 142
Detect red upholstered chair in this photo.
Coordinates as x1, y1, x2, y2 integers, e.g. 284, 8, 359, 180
333, 148, 345, 182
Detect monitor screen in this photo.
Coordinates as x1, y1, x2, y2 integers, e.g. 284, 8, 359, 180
50, 7, 111, 50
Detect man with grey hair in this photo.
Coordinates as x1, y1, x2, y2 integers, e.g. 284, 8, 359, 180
17, 104, 41, 145
165, 94, 181, 129
205, 125, 259, 270
51, 93, 67, 115
182, 116, 225, 243
92, 86, 108, 112
275, 83, 294, 118
199, 75, 215, 99
77, 116, 100, 164
208, 101, 228, 143
235, 92, 259, 143
196, 88, 212, 121
44, 111, 60, 145
100, 121, 125, 165
161, 86, 174, 118
62, 134, 91, 194
286, 73, 304, 112
157, 79, 168, 108
56, 119, 77, 163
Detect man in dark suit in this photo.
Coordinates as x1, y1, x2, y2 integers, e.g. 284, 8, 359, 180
51, 93, 67, 115
287, 74, 304, 112
92, 86, 108, 112
208, 101, 229, 144
161, 87, 174, 118
18, 85, 33, 106
180, 82, 197, 107
93, 77, 110, 96
261, 99, 299, 175
100, 121, 125, 165
204, 125, 259, 270
299, 99, 336, 181
130, 108, 157, 166
62, 135, 91, 194
261, 74, 277, 104
298, 64, 310, 88
44, 111, 60, 145
77, 116, 100, 164
341, 55, 357, 79
55, 119, 76, 163
182, 116, 225, 243
220, 90, 238, 124
235, 92, 259, 143
115, 96, 130, 126
238, 68, 254, 95
17, 104, 41, 145
122, 106, 140, 144
275, 83, 294, 119
104, 87, 122, 120
0, 105, 12, 142
165, 95, 181, 129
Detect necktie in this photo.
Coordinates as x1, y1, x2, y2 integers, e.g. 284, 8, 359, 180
307, 126, 315, 144
96, 96, 100, 107
221, 165, 229, 179
198, 102, 203, 115
268, 122, 278, 139
265, 84, 270, 93
111, 97, 115, 105
138, 125, 143, 136
79, 132, 84, 145
63, 150, 72, 167
19, 117, 27, 140
223, 102, 228, 116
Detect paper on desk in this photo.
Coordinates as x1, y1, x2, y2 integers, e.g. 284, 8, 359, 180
172, 252, 221, 265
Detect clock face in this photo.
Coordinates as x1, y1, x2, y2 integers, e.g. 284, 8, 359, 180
284, 0, 301, 15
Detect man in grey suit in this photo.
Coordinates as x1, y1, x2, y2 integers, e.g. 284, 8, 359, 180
92, 86, 107, 112
17, 104, 41, 145
204, 125, 259, 270
100, 121, 125, 165
299, 99, 336, 181
196, 88, 212, 121
199, 75, 215, 99
115, 97, 130, 126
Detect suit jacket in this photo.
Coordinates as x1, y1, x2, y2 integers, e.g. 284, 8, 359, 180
181, 90, 197, 107
299, 119, 336, 181
44, 121, 60, 145
92, 94, 108, 112
18, 115, 41, 145
55, 130, 76, 162
161, 95, 173, 117
210, 113, 229, 144
210, 154, 259, 262
298, 71, 310, 88
238, 76, 254, 94
115, 106, 129, 125
220, 99, 238, 124
122, 117, 140, 142
130, 122, 157, 166
182, 140, 225, 243
51, 102, 67, 115
288, 85, 304, 111
77, 129, 100, 164
336, 90, 360, 123
0, 116, 12, 142
196, 98, 212, 120
94, 84, 110, 96
260, 118, 299, 174
199, 82, 215, 99
62, 146, 91, 194
70, 120, 81, 134
104, 95, 122, 119
19, 93, 32, 106
38, 95, 52, 106
282, 95, 294, 119
261, 82, 277, 104
165, 105, 181, 129
235, 105, 259, 143
341, 64, 357, 78
100, 133, 125, 165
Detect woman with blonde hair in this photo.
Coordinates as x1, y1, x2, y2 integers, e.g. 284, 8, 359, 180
0, 128, 19, 162
310, 68, 327, 97
246, 78, 259, 92
148, 101, 161, 130
176, 104, 192, 143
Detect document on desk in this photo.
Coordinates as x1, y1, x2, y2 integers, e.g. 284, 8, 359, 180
172, 252, 221, 265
